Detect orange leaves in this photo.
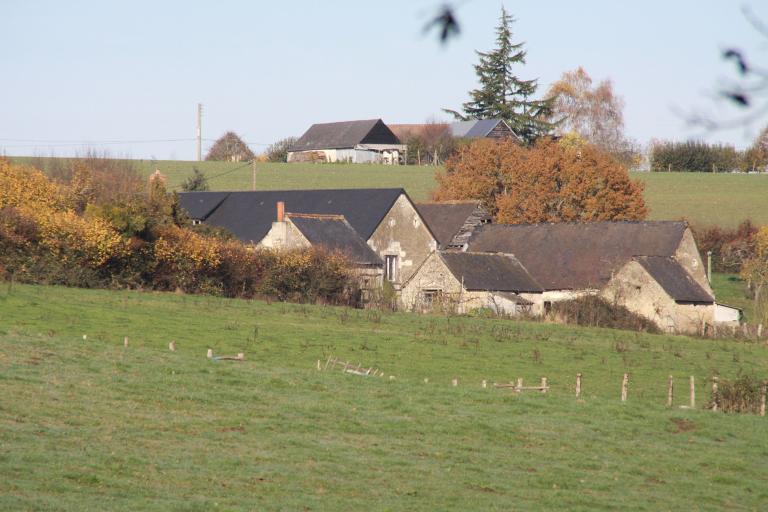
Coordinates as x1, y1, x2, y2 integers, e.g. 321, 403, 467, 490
433, 138, 647, 224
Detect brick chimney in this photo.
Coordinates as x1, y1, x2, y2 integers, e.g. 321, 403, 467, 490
276, 201, 285, 222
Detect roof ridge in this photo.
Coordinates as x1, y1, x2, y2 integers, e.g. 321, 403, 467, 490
287, 212, 346, 221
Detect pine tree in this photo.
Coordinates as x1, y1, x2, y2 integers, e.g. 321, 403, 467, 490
444, 7, 554, 143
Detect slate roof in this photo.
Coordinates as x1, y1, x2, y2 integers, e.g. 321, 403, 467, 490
289, 119, 402, 152
180, 191, 230, 221
288, 213, 382, 266
466, 221, 689, 290
416, 201, 491, 248
440, 252, 543, 293
636, 256, 714, 303
179, 188, 406, 244
449, 119, 512, 138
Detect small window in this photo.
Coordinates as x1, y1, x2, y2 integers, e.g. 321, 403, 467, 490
543, 301, 552, 315
384, 255, 398, 282
421, 289, 442, 307
191, 219, 202, 226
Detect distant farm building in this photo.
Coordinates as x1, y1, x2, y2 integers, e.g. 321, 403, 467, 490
449, 119, 519, 140
287, 119, 405, 164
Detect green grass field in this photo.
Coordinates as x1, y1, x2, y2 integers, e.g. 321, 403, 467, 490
12, 156, 768, 229
2, 283, 767, 510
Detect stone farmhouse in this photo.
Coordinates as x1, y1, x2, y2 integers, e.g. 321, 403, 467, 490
287, 119, 406, 164
179, 188, 736, 334
462, 221, 717, 334
178, 189, 437, 292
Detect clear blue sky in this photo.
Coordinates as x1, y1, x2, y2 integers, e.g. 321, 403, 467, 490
2, 0, 766, 159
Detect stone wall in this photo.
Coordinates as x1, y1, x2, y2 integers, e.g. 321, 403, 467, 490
367, 194, 437, 289
602, 260, 714, 334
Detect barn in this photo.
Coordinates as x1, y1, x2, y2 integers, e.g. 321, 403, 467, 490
287, 119, 406, 164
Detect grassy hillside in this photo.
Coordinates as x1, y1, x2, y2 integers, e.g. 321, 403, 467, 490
11, 156, 768, 229
2, 283, 768, 510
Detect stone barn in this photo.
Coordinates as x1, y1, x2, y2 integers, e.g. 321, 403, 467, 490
401, 251, 543, 316
466, 221, 717, 334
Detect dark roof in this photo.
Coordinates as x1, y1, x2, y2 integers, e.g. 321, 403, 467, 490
180, 191, 230, 220
636, 256, 714, 303
467, 221, 689, 290
450, 119, 510, 138
179, 188, 406, 244
288, 214, 382, 266
416, 201, 491, 248
440, 252, 542, 293
289, 119, 401, 152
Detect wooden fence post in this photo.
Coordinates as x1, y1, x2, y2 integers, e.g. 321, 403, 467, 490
481, 379, 487, 389
689, 376, 695, 409
452, 378, 458, 387
540, 377, 548, 393
123, 336, 128, 347
516, 377, 523, 392
576, 373, 582, 398
761, 381, 767, 417
207, 348, 213, 359
667, 375, 674, 407
712, 376, 719, 411
424, 378, 429, 384
758, 324, 763, 339
169, 340, 176, 352
621, 373, 629, 402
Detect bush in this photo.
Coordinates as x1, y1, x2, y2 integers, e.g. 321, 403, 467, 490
0, 158, 356, 305
266, 137, 298, 163
180, 168, 209, 191
711, 374, 766, 414
692, 220, 758, 274
550, 295, 660, 333
650, 141, 741, 173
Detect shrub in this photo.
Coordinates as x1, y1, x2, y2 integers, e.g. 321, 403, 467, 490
692, 220, 758, 274
650, 141, 741, 173
550, 295, 660, 333
711, 374, 766, 414
266, 137, 298, 163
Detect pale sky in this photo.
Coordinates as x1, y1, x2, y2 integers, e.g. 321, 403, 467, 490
2, 0, 766, 159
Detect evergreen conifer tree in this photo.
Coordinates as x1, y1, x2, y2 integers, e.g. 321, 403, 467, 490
444, 7, 554, 143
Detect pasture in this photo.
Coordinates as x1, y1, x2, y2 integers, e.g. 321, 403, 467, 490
1, 283, 767, 510
12, 156, 768, 229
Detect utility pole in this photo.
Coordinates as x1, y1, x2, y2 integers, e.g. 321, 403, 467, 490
252, 158, 257, 191
196, 103, 203, 161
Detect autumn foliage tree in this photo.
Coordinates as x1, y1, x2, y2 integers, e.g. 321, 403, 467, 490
205, 132, 255, 162
547, 67, 639, 168
433, 138, 647, 223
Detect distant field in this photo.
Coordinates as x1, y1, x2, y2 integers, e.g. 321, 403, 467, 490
11, 156, 768, 228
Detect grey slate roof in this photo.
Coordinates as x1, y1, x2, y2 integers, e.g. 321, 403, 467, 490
636, 256, 714, 303
289, 119, 401, 152
180, 191, 230, 221
179, 188, 406, 244
440, 251, 543, 293
467, 221, 689, 290
288, 214, 382, 266
449, 119, 509, 138
416, 201, 491, 248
